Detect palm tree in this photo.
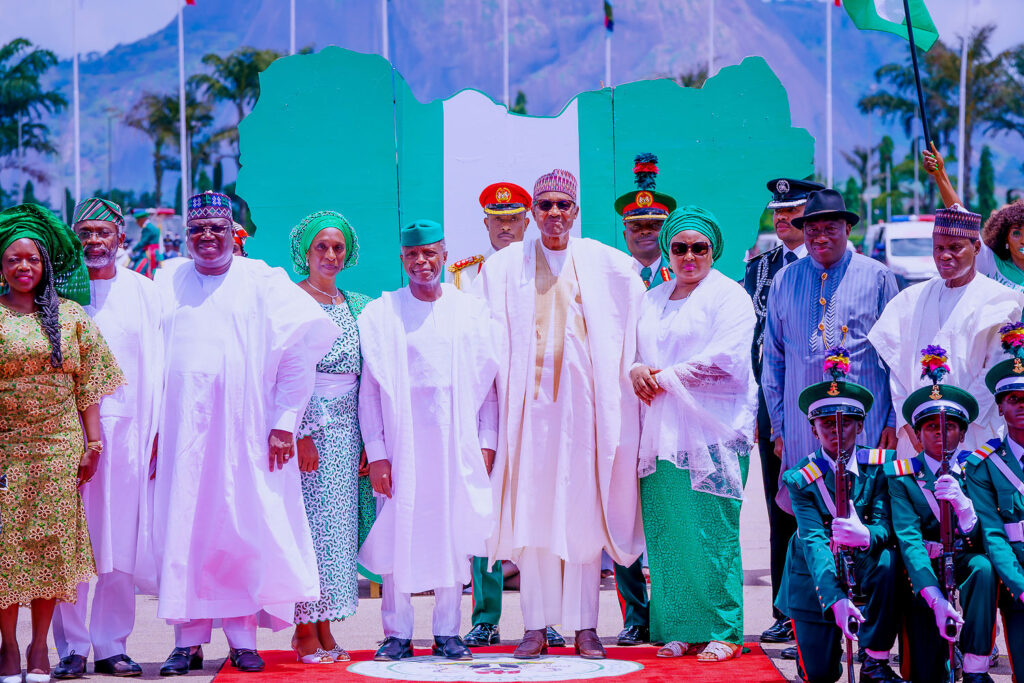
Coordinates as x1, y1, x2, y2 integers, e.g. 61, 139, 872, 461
124, 93, 178, 206
0, 38, 67, 179
858, 25, 1008, 207
675, 65, 708, 89
189, 46, 284, 166
841, 145, 878, 221
167, 82, 215, 188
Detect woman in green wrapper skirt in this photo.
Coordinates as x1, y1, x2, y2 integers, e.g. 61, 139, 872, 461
628, 206, 757, 662
288, 211, 376, 664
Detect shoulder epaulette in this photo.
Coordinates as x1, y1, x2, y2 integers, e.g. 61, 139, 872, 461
447, 254, 485, 274
745, 244, 782, 265
883, 457, 922, 477
857, 448, 894, 466
793, 459, 826, 487
968, 438, 1003, 466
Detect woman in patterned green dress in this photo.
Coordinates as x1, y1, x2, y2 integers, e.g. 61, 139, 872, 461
0, 204, 124, 681
288, 211, 374, 664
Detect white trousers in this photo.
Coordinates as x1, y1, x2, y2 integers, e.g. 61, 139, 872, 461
381, 575, 462, 640
173, 614, 258, 650
52, 571, 136, 660
518, 547, 600, 632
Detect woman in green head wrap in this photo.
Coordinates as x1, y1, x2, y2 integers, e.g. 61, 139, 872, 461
629, 205, 757, 661
286, 210, 373, 663
0, 204, 125, 679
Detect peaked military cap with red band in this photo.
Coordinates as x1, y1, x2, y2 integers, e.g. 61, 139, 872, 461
479, 182, 531, 216
614, 153, 677, 220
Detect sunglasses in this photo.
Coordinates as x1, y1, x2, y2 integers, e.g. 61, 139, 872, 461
187, 225, 230, 237
670, 242, 711, 256
535, 199, 575, 212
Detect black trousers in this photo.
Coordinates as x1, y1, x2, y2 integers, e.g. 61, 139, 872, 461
758, 386, 797, 619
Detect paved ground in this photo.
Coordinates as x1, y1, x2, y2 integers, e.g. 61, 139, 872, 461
12, 450, 1018, 681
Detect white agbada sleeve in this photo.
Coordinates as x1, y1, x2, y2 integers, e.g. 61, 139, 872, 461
358, 363, 388, 464
271, 343, 316, 432
477, 383, 498, 451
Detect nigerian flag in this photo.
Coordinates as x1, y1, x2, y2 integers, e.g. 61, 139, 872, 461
842, 0, 938, 51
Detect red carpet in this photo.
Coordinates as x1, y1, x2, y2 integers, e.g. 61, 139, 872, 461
213, 644, 785, 682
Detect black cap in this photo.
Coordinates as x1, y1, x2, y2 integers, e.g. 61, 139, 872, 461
766, 178, 826, 209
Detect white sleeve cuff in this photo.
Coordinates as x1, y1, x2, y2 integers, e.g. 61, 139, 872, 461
271, 409, 299, 433
365, 440, 389, 463
479, 430, 498, 452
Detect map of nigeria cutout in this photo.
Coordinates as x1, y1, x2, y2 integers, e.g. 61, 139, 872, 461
347, 653, 643, 681
237, 47, 814, 296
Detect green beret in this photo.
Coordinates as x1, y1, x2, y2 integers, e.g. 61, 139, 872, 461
400, 219, 444, 247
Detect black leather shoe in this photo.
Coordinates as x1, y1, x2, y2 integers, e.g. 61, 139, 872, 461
545, 626, 565, 647
464, 623, 500, 647
53, 653, 87, 679
374, 637, 414, 662
160, 646, 203, 676
616, 625, 649, 646
963, 673, 995, 683
990, 642, 1000, 668
95, 654, 142, 677
432, 636, 472, 660
228, 649, 265, 673
860, 656, 905, 683
760, 617, 794, 643
780, 645, 798, 660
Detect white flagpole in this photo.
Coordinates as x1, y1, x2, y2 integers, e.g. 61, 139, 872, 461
826, 0, 833, 188
178, 2, 189, 210
72, 0, 81, 203
708, 0, 714, 77
502, 0, 509, 106
956, 1, 969, 197
290, 0, 296, 55
381, 0, 389, 60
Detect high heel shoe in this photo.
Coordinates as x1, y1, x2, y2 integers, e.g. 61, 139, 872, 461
328, 646, 350, 662
0, 672, 24, 683
295, 649, 332, 664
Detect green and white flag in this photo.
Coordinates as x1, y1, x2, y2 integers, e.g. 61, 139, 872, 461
842, 0, 939, 52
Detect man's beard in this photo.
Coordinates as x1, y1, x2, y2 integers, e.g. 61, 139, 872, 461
84, 248, 116, 269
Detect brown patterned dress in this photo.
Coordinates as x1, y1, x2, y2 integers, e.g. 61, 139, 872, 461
0, 299, 125, 607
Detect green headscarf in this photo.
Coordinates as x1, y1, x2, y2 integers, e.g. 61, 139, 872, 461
659, 205, 724, 262
289, 210, 360, 276
0, 203, 90, 305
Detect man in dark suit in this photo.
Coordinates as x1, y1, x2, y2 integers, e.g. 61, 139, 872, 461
743, 177, 824, 647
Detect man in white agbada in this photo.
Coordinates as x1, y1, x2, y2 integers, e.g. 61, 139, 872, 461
474, 169, 645, 660
358, 219, 501, 662
869, 205, 1024, 459
50, 198, 163, 680
151, 192, 340, 676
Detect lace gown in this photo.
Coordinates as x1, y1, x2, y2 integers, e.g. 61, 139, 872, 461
294, 293, 372, 624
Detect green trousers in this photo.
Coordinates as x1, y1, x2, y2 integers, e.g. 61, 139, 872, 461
470, 556, 503, 626
613, 559, 649, 629
999, 586, 1024, 682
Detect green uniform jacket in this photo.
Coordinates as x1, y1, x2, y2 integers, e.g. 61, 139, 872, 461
965, 436, 1024, 601
777, 447, 893, 620
887, 452, 984, 595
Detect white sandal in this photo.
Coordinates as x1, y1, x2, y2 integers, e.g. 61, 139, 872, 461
328, 646, 351, 662
656, 641, 692, 658
696, 640, 742, 662
296, 648, 333, 664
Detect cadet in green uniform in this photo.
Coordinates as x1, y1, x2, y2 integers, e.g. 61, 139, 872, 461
887, 346, 996, 683
776, 349, 905, 682
966, 322, 1024, 682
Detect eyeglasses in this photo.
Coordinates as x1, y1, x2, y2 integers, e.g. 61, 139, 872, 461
76, 228, 118, 239
187, 225, 230, 237
535, 199, 575, 212
803, 224, 845, 238
670, 242, 711, 256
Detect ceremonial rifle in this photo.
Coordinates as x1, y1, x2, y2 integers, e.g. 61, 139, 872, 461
833, 409, 859, 683
937, 406, 958, 682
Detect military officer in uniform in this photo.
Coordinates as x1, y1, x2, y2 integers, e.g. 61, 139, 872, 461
458, 181, 565, 650
776, 351, 905, 683
886, 350, 997, 683
448, 182, 531, 292
966, 322, 1024, 683
615, 153, 675, 292
744, 177, 824, 648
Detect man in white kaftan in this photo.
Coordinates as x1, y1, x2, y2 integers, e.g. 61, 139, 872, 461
52, 199, 163, 679
475, 169, 645, 660
151, 192, 340, 675
358, 220, 501, 662
869, 205, 1024, 459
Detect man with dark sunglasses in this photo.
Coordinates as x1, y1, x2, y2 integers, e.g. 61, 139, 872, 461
474, 168, 645, 661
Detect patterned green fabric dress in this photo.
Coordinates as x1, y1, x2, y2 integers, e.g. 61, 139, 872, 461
294, 291, 375, 624
640, 454, 750, 645
0, 300, 124, 607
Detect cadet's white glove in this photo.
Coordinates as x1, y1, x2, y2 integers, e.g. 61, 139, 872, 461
833, 507, 871, 549
831, 599, 864, 640
922, 586, 963, 642
934, 474, 977, 532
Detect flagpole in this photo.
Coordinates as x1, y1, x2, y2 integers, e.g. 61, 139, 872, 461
381, 0, 389, 60
956, 0, 969, 196
826, 0, 833, 188
605, 32, 611, 88
902, 0, 932, 147
290, 0, 296, 55
72, 0, 81, 203
708, 0, 714, 77
502, 0, 509, 107
178, 2, 189, 210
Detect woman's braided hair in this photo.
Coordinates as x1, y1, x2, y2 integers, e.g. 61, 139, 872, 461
31, 239, 63, 368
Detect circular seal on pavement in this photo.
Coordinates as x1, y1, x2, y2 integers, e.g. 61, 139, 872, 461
348, 654, 644, 681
